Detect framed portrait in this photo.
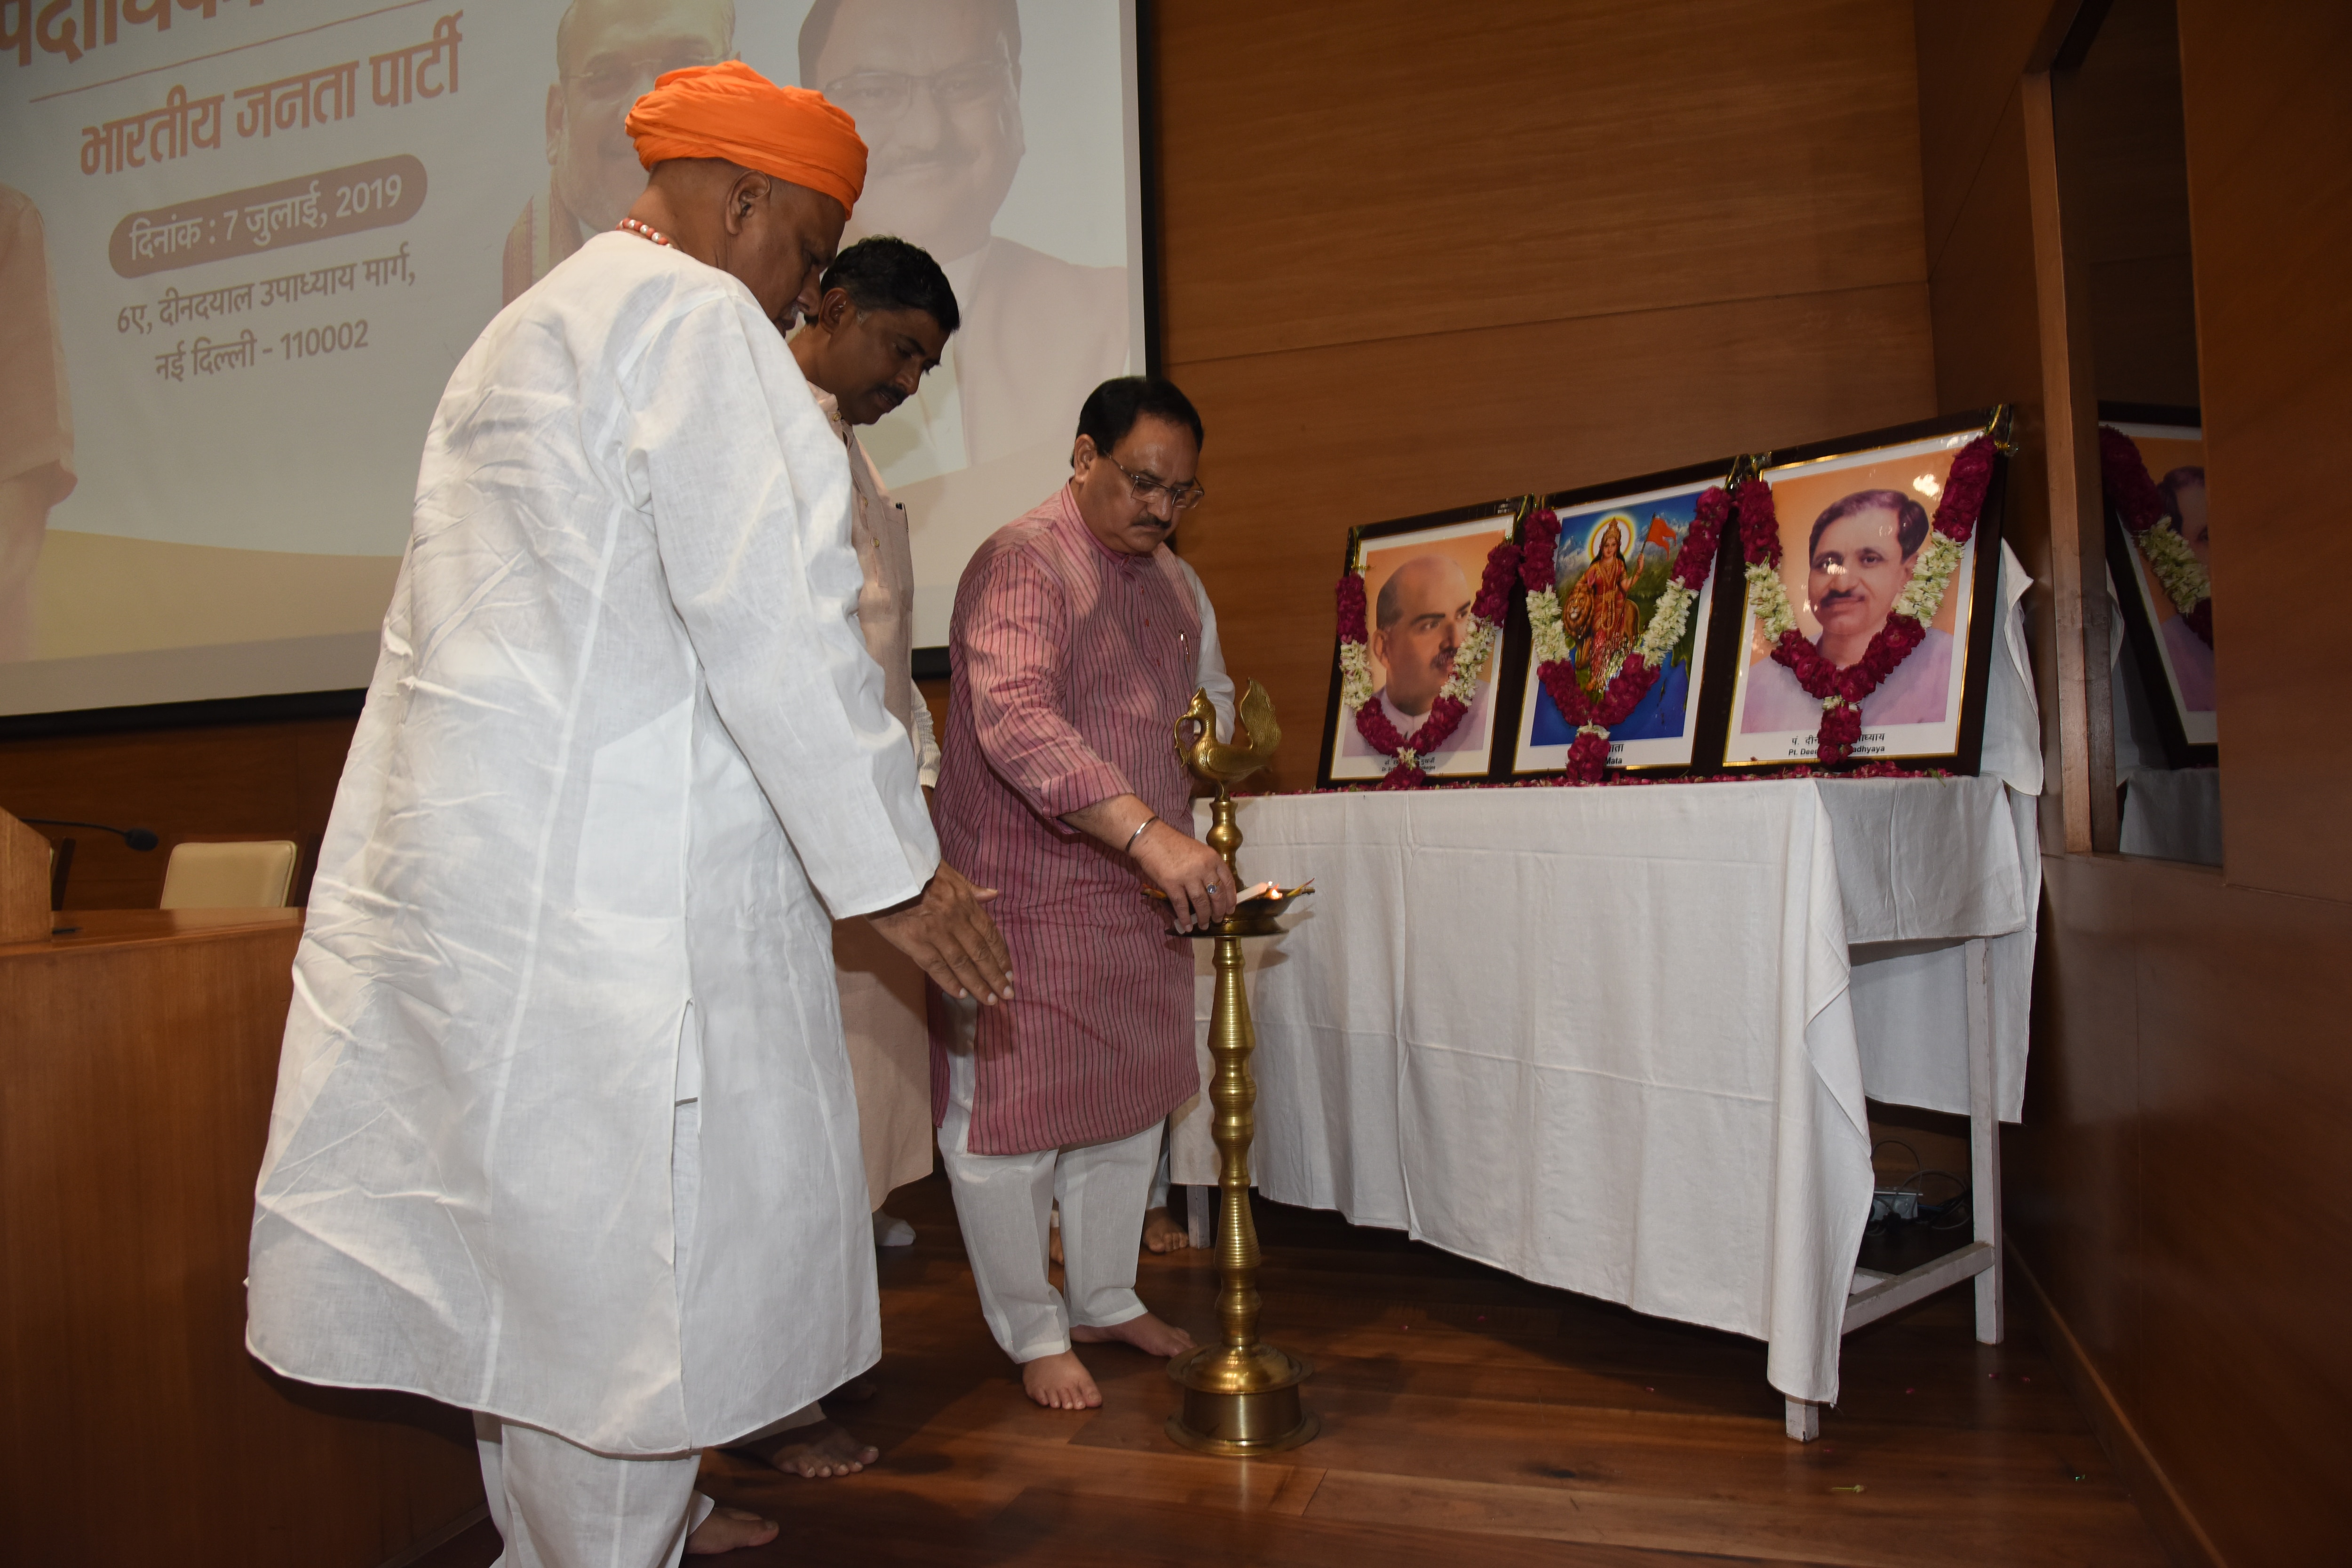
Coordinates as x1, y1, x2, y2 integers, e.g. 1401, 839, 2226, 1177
2100, 405, 2214, 767
1711, 411, 2010, 772
1317, 501, 1519, 787
1502, 460, 1740, 778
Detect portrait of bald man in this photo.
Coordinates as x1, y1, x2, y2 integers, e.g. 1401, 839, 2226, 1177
502, 0, 737, 305
1338, 553, 1496, 763
799, 0, 1130, 486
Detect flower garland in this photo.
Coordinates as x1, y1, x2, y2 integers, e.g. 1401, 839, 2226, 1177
1520, 489, 1728, 783
2097, 425, 2212, 647
1737, 435, 1999, 763
1335, 534, 1521, 789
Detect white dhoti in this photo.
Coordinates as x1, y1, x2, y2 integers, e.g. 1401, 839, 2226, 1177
936, 1031, 1160, 1363
472, 1099, 719, 1568
835, 918, 937, 1210
474, 1417, 713, 1568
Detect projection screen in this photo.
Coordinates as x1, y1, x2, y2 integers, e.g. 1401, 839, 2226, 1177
0, 0, 1148, 718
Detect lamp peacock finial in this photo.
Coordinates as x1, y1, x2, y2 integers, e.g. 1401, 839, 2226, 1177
1175, 679, 1281, 789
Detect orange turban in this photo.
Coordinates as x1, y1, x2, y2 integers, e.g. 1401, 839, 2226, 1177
625, 61, 866, 214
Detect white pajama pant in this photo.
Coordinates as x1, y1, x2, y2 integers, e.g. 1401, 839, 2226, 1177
472, 1098, 722, 1568
938, 1040, 1161, 1363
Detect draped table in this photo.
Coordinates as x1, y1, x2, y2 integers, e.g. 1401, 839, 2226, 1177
1171, 548, 2044, 1436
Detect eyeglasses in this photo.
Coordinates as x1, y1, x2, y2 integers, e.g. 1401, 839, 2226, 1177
823, 62, 1015, 127
1098, 450, 1207, 512
570, 48, 730, 104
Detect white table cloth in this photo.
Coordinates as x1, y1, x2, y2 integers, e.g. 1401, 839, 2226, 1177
1166, 546, 2043, 1405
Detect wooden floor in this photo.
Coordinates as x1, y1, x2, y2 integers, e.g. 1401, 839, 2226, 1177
422, 1174, 2169, 1567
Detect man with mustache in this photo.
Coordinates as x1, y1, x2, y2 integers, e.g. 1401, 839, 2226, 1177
502, 0, 737, 305
798, 0, 1129, 484
1338, 553, 1494, 763
1740, 488, 1955, 733
930, 374, 1232, 1413
729, 234, 955, 1483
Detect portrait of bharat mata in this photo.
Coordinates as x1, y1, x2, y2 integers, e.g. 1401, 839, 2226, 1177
1554, 511, 1669, 700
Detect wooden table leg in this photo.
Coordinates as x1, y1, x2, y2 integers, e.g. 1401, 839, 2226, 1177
1785, 1399, 1821, 1441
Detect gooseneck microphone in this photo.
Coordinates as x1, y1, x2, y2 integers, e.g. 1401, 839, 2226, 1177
22, 819, 160, 852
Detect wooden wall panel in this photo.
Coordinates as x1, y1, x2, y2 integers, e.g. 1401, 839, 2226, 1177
1923, 0, 2352, 1560
2069, 0, 2200, 406
0, 716, 357, 910
1911, 0, 2061, 270
1157, 0, 1938, 791
2175, 0, 2352, 901
2020, 857, 2352, 1565
0, 915, 483, 1564
1156, 0, 1929, 366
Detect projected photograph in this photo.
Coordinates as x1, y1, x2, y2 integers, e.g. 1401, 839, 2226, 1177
1508, 468, 1732, 778
0, 0, 1146, 713
1318, 504, 1515, 787
1719, 418, 2007, 772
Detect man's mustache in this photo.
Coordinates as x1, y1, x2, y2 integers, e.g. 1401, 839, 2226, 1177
870, 146, 975, 178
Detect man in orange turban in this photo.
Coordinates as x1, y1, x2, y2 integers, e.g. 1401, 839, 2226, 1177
246, 61, 1010, 1566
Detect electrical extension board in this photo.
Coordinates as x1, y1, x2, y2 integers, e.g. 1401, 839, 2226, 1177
1870, 1189, 1920, 1224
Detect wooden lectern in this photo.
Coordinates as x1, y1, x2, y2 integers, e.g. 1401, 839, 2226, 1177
0, 807, 483, 1566
0, 805, 49, 941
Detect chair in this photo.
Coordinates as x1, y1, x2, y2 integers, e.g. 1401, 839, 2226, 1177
159, 841, 300, 910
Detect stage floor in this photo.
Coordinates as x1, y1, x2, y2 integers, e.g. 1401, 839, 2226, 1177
424, 1172, 2166, 1566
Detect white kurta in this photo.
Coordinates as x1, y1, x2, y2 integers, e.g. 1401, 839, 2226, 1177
814, 383, 943, 1211
246, 231, 937, 1456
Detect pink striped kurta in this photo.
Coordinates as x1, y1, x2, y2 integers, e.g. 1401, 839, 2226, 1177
930, 483, 1202, 1155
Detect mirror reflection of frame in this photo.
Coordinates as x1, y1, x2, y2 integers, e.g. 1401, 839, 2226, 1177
1316, 501, 1519, 788
1498, 458, 1740, 780
2100, 404, 2213, 769
1707, 410, 2011, 774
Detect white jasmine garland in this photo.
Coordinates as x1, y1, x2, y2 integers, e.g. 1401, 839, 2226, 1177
1746, 561, 1797, 642
1892, 532, 1963, 624
2134, 520, 2210, 617
1441, 617, 1499, 705
1635, 580, 1697, 667
1526, 583, 1572, 668
1339, 639, 1375, 712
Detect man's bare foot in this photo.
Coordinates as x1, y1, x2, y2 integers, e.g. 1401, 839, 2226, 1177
1049, 1224, 1064, 1266
1142, 1205, 1190, 1254
686, 1505, 779, 1554
1020, 1348, 1102, 1410
755, 1419, 878, 1478
1072, 1311, 1196, 1357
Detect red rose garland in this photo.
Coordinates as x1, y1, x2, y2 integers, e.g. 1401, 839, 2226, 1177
1520, 488, 1728, 783
1334, 535, 1522, 789
1736, 435, 1998, 763
2097, 425, 2212, 647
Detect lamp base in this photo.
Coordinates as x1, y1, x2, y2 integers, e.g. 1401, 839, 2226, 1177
1163, 1345, 1319, 1456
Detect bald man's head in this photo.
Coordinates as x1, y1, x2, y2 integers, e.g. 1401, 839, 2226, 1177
1372, 555, 1472, 718
548, 0, 736, 233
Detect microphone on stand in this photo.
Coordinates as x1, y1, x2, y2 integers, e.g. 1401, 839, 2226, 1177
22, 819, 161, 852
